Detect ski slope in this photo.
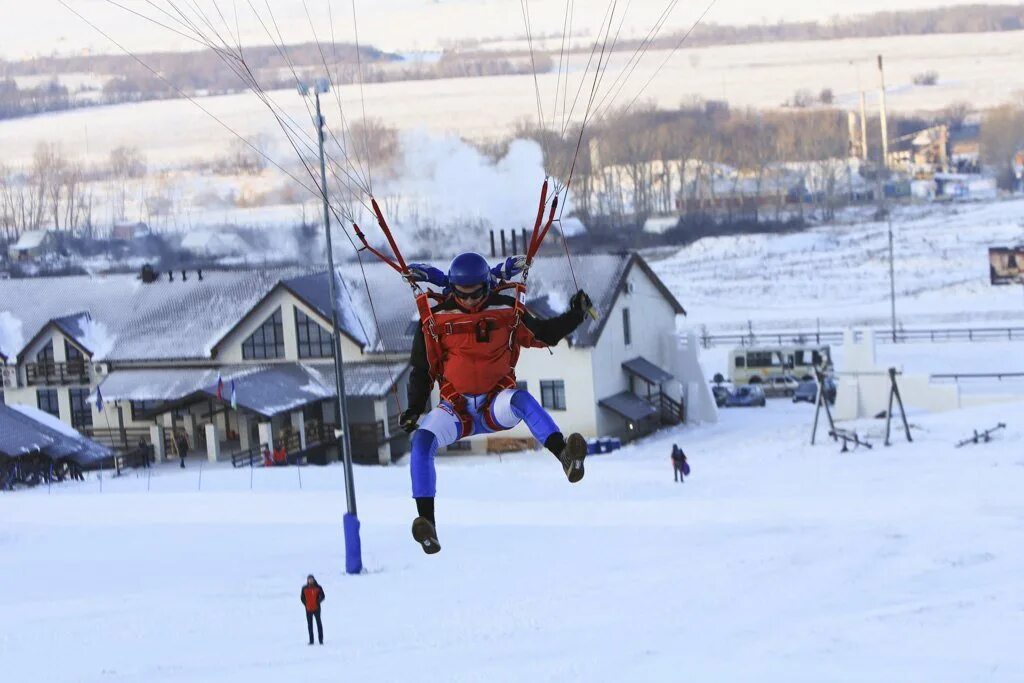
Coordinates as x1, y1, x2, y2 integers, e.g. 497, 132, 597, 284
651, 199, 1024, 333
3, 400, 1023, 682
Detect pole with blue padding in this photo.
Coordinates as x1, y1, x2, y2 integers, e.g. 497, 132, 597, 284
304, 79, 361, 574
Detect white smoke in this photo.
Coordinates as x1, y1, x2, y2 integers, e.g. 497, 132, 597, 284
359, 132, 577, 258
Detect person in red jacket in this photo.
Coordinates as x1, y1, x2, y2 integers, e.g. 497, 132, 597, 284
300, 574, 325, 645
400, 252, 592, 555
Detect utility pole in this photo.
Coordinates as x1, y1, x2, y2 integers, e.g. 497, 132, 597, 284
877, 55, 890, 169
301, 78, 362, 575
859, 90, 869, 160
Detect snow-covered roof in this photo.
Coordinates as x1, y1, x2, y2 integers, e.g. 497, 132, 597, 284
0, 253, 673, 362
0, 267, 315, 361
11, 230, 51, 251
180, 229, 249, 256
96, 362, 407, 414
0, 403, 111, 465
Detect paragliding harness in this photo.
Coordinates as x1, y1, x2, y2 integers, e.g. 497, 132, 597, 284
352, 180, 563, 435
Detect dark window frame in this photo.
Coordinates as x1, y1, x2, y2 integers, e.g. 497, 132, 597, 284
540, 380, 566, 411
69, 388, 93, 430
37, 388, 60, 417
623, 307, 632, 346
130, 400, 166, 421
36, 341, 54, 365
242, 308, 285, 360
294, 308, 335, 359
65, 340, 84, 362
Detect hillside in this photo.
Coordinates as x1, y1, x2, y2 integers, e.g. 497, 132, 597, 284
2, 399, 1022, 681
650, 198, 1024, 332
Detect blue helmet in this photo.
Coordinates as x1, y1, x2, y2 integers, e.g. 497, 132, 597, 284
447, 252, 491, 290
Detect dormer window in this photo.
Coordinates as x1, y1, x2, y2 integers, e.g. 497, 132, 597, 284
242, 308, 285, 360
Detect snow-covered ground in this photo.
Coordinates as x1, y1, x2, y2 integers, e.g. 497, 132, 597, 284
3, 29, 1024, 166
2, 399, 1023, 681
653, 199, 1024, 333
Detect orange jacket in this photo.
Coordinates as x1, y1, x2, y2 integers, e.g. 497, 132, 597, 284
301, 584, 325, 612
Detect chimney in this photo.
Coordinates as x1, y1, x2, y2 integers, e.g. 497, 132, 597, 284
181, 270, 188, 281
489, 230, 496, 258
198, 269, 203, 281
168, 271, 174, 282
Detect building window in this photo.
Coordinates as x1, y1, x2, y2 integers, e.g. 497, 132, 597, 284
540, 380, 566, 411
295, 309, 335, 359
65, 340, 84, 362
130, 400, 166, 420
623, 308, 632, 346
735, 356, 746, 368
69, 388, 93, 430
242, 309, 285, 360
37, 389, 59, 417
36, 342, 54, 365
516, 380, 528, 392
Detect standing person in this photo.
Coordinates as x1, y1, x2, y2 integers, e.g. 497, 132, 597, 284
300, 575, 325, 645
176, 429, 190, 469
671, 444, 690, 483
400, 253, 592, 555
137, 437, 151, 468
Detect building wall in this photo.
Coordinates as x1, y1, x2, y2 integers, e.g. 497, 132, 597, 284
590, 263, 681, 438
214, 288, 364, 364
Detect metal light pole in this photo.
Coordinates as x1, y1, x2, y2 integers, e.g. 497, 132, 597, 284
301, 78, 361, 574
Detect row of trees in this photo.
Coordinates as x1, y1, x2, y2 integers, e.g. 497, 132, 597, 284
510, 102, 852, 226
0, 144, 150, 242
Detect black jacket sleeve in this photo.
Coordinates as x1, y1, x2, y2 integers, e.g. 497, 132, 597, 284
523, 307, 585, 347
318, 587, 325, 603
407, 325, 433, 415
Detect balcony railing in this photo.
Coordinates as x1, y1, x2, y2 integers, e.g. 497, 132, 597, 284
25, 360, 90, 386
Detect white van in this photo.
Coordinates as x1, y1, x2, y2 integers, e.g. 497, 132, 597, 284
729, 345, 831, 385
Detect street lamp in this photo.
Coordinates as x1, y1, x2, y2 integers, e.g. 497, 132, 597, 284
299, 78, 361, 574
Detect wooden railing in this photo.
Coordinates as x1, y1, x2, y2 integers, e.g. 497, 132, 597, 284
85, 426, 153, 452
25, 360, 90, 386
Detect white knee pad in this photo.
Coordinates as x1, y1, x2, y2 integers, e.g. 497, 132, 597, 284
489, 389, 523, 431
417, 404, 463, 447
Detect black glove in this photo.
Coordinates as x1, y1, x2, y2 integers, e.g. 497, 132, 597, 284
400, 409, 421, 433
570, 289, 592, 316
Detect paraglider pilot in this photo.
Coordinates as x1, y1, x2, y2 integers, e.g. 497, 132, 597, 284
400, 252, 592, 555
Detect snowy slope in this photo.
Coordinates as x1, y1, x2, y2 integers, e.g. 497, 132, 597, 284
652, 199, 1024, 332
2, 400, 1023, 681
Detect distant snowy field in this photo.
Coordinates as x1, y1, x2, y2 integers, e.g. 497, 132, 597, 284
652, 198, 1024, 334
2, 30, 1023, 166
2, 400, 1023, 681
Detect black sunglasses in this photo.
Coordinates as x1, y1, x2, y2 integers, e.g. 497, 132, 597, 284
453, 285, 487, 301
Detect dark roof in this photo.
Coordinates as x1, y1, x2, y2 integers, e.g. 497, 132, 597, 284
198, 363, 334, 418
0, 404, 111, 465
598, 391, 658, 422
622, 356, 674, 384
281, 272, 370, 347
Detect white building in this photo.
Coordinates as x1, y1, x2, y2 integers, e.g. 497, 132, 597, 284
0, 253, 710, 466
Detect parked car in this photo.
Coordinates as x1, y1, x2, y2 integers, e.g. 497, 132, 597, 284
792, 378, 837, 404
725, 385, 767, 407
759, 375, 800, 398
711, 384, 730, 407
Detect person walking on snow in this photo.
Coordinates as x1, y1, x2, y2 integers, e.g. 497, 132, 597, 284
300, 574, 325, 645
671, 444, 690, 483
399, 252, 592, 555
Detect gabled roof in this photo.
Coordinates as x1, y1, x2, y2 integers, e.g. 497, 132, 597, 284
0, 253, 683, 363
10, 230, 52, 251
16, 313, 92, 363
583, 253, 686, 346
0, 267, 316, 362
598, 391, 658, 422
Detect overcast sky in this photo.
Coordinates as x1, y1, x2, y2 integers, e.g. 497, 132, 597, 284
0, 0, 1020, 60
